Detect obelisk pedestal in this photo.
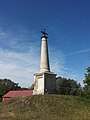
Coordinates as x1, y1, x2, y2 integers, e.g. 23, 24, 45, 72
33, 30, 56, 95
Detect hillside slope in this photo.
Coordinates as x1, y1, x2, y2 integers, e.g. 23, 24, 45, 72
0, 95, 90, 120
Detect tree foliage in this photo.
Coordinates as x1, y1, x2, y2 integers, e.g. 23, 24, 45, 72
56, 77, 82, 96
0, 78, 21, 99
83, 67, 90, 89
83, 67, 90, 98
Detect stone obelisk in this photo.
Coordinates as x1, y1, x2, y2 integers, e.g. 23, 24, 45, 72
40, 30, 50, 72
33, 29, 56, 95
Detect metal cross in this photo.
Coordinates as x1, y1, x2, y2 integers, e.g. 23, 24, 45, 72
41, 29, 48, 37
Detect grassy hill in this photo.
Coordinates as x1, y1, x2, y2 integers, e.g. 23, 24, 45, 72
0, 94, 90, 120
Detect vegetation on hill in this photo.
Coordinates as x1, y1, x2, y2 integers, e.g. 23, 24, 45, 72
0, 95, 90, 120
83, 67, 90, 88
56, 77, 82, 96
0, 79, 28, 101
0, 68, 90, 119
56, 67, 90, 99
82, 67, 90, 98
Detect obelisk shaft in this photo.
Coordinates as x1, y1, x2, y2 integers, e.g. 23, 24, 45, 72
40, 36, 50, 72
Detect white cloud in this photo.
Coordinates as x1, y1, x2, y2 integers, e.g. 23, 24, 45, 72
0, 27, 40, 87
49, 48, 84, 84
0, 48, 40, 87
50, 49, 65, 75
66, 48, 90, 57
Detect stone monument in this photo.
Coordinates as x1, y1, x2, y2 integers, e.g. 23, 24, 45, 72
33, 29, 56, 95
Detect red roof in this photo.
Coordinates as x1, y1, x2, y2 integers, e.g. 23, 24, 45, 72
3, 90, 33, 98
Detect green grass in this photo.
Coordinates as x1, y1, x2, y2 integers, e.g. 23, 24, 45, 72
0, 95, 90, 120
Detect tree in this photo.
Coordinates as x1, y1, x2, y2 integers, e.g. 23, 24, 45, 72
56, 77, 82, 96
83, 67, 90, 90
83, 67, 90, 98
0, 78, 21, 100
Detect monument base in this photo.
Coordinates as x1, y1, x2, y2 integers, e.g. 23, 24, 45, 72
33, 72, 57, 95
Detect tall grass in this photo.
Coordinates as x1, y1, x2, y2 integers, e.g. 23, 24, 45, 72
0, 95, 90, 120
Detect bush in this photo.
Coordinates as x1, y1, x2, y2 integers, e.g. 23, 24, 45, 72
0, 97, 2, 102
56, 77, 82, 96
81, 89, 90, 99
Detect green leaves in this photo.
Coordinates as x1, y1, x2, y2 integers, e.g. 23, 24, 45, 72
56, 77, 82, 96
0, 78, 21, 100
83, 67, 90, 88
82, 67, 90, 98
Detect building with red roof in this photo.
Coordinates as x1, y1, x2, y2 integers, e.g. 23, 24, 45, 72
3, 90, 33, 101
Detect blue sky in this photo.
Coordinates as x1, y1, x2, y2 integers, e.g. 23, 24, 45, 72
0, 0, 90, 87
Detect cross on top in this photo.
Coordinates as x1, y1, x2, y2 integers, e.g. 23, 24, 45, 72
41, 29, 48, 38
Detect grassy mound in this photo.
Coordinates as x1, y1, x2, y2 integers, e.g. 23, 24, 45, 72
0, 94, 90, 120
